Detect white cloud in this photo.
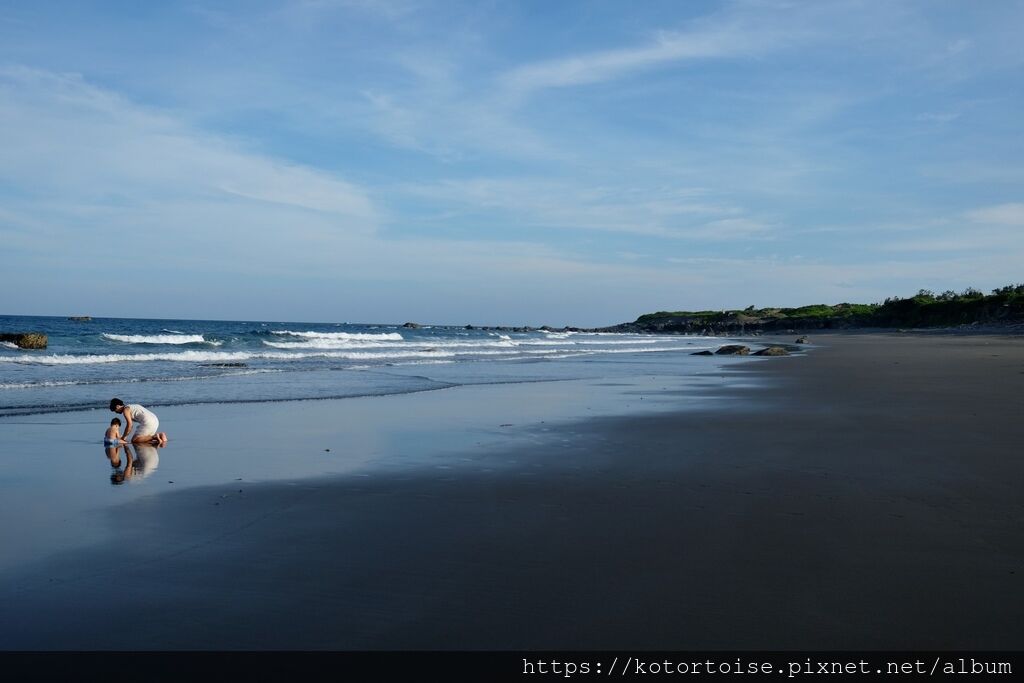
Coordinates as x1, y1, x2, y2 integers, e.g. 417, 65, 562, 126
0, 66, 376, 224
493, 0, 842, 99
399, 178, 766, 240
965, 202, 1024, 226
499, 27, 752, 94
880, 203, 1024, 252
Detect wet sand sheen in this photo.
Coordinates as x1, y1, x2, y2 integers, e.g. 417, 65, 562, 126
2, 333, 1022, 649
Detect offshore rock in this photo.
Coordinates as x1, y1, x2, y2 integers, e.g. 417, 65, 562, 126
691, 350, 714, 356
754, 346, 789, 356
715, 344, 750, 355
0, 332, 48, 349
402, 322, 422, 329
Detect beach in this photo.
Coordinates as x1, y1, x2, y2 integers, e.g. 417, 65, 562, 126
1, 332, 1022, 649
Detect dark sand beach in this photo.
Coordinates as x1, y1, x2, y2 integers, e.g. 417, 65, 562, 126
2, 333, 1022, 649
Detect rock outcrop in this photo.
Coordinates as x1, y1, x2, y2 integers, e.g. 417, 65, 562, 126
0, 332, 47, 349
754, 346, 789, 356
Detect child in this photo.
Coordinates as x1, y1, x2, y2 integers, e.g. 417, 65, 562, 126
104, 418, 126, 446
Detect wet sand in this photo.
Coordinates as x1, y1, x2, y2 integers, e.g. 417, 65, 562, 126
2, 333, 1022, 649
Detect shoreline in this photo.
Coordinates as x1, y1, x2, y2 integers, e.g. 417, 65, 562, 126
2, 333, 1022, 649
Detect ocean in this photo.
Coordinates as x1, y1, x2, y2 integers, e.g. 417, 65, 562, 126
0, 315, 731, 417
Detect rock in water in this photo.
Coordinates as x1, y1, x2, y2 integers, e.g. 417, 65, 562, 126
691, 350, 714, 356
0, 332, 47, 349
402, 322, 421, 329
715, 344, 750, 355
754, 346, 789, 356
68, 316, 92, 321
795, 336, 810, 344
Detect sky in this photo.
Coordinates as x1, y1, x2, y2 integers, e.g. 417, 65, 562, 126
1, 0, 1022, 326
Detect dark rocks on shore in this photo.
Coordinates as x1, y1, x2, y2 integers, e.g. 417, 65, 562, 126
715, 344, 750, 355
795, 336, 810, 344
691, 350, 714, 356
0, 332, 47, 349
754, 346, 789, 356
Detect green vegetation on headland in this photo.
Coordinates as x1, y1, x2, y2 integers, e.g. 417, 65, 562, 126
605, 284, 1024, 334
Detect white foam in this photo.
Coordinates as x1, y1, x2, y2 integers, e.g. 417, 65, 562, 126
103, 333, 221, 346
262, 339, 394, 350
0, 368, 283, 390
262, 337, 520, 351
0, 348, 457, 365
0, 379, 89, 389
386, 359, 456, 367
512, 338, 663, 346
0, 341, 18, 350
569, 345, 702, 355
271, 330, 403, 341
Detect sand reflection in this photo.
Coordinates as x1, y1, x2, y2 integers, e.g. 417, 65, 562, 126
105, 442, 164, 485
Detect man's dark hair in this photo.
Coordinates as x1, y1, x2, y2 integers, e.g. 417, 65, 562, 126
109, 398, 125, 412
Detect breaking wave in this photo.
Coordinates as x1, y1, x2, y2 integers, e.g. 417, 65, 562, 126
103, 333, 221, 346
271, 330, 403, 341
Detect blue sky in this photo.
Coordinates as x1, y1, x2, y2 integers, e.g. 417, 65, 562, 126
1, 0, 1022, 326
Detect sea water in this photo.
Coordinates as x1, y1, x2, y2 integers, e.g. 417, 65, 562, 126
0, 315, 732, 417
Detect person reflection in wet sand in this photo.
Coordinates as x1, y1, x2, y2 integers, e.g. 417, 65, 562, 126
105, 444, 130, 485
130, 443, 160, 479
105, 442, 162, 485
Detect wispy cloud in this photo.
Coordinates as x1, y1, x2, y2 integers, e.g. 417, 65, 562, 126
495, 0, 826, 98
398, 178, 768, 240
0, 66, 376, 224
500, 27, 753, 95
964, 203, 1024, 226
881, 203, 1024, 252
